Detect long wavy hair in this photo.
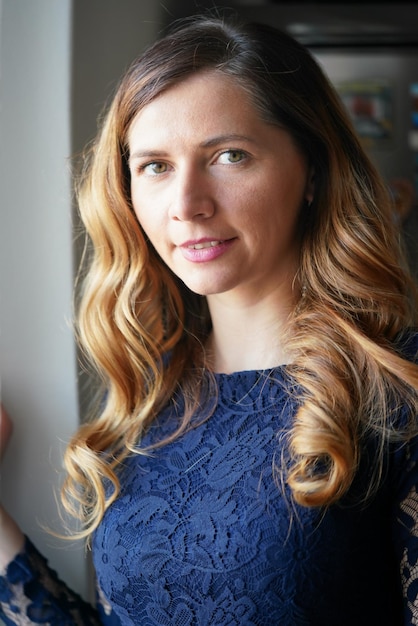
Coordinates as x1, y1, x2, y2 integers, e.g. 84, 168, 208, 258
63, 15, 418, 537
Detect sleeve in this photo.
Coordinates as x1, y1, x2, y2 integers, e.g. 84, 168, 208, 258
0, 536, 120, 625
393, 435, 418, 625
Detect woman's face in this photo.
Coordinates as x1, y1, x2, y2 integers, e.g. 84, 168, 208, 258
128, 71, 314, 303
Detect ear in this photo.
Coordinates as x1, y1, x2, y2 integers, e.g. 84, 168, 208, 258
305, 166, 315, 204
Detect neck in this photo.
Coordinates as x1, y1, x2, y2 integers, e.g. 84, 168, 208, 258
205, 289, 297, 374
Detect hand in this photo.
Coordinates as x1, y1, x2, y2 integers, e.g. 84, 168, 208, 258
1, 403, 14, 462
0, 403, 25, 572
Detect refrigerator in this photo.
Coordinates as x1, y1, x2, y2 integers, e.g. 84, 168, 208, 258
304, 7, 418, 278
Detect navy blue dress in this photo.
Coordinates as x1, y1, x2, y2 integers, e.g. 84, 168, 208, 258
1, 360, 418, 624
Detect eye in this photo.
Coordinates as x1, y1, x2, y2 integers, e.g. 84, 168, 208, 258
141, 161, 169, 175
217, 149, 247, 165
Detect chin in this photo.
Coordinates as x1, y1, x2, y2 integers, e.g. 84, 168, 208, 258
181, 280, 233, 297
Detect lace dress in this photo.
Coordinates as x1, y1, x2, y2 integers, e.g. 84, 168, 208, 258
1, 364, 418, 625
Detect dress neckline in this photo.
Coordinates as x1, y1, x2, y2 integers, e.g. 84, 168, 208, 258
212, 366, 288, 411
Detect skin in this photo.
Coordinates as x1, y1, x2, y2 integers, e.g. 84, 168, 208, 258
129, 71, 314, 372
0, 405, 24, 571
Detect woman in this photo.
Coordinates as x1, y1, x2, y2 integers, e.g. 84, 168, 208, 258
1, 14, 418, 625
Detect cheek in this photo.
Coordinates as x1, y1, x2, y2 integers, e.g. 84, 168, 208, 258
132, 205, 167, 260
131, 200, 143, 229
131, 191, 154, 236
131, 183, 166, 235
134, 211, 155, 242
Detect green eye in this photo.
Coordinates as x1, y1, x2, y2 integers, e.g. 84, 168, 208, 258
218, 150, 246, 164
143, 162, 168, 175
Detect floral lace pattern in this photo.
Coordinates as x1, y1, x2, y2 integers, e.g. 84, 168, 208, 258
0, 538, 102, 625
1, 364, 418, 625
92, 368, 418, 625
399, 484, 418, 624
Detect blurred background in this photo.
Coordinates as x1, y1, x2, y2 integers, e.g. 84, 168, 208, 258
1, 0, 417, 603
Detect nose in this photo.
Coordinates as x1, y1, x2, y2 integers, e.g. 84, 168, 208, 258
168, 164, 216, 221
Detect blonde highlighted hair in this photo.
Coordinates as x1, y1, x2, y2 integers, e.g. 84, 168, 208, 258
63, 15, 418, 538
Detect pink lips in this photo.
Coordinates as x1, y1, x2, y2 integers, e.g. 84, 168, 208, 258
180, 238, 236, 263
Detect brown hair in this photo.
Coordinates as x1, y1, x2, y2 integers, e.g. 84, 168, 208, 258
63, 15, 418, 537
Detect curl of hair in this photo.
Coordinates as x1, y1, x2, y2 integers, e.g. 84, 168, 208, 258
62, 15, 418, 538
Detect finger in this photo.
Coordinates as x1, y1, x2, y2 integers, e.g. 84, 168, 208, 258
0, 404, 14, 461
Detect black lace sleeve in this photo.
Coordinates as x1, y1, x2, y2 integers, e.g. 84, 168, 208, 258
394, 440, 418, 625
399, 483, 418, 623
0, 537, 118, 625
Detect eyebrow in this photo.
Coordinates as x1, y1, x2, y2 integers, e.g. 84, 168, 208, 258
129, 149, 168, 163
201, 133, 256, 148
129, 134, 256, 163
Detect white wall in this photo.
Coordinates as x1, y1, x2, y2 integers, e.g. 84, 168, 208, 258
0, 0, 167, 606
0, 0, 88, 597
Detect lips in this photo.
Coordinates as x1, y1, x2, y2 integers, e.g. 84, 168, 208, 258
180, 237, 236, 263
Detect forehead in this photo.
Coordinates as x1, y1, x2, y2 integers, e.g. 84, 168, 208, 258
127, 71, 266, 147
